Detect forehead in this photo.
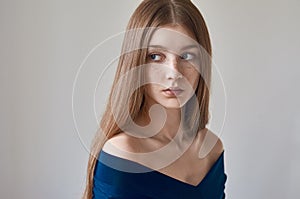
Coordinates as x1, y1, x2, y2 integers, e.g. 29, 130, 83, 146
148, 25, 199, 52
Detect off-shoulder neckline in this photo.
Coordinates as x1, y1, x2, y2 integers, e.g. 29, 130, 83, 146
99, 150, 224, 188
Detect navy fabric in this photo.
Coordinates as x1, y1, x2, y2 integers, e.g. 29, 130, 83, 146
93, 150, 227, 199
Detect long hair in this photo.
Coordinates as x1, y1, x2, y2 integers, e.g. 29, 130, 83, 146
82, 0, 212, 198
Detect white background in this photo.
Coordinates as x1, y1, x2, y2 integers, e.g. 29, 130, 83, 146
1, 0, 299, 198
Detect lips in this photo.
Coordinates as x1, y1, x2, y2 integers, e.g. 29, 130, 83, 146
162, 87, 184, 96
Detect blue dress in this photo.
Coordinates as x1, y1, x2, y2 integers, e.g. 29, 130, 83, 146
93, 150, 227, 199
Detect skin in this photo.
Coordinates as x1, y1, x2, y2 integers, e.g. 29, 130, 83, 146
144, 25, 201, 110
103, 25, 224, 186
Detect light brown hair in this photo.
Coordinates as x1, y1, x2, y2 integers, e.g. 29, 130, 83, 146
82, 0, 212, 198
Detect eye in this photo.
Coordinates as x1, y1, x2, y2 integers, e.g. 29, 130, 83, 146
148, 53, 164, 62
180, 52, 195, 61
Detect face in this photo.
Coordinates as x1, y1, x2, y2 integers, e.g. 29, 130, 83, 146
144, 25, 201, 109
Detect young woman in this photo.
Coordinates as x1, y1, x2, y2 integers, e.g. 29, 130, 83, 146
83, 0, 227, 198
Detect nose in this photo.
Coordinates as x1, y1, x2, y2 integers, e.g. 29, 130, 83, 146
165, 56, 183, 80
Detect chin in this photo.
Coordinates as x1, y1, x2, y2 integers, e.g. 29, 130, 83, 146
160, 101, 185, 109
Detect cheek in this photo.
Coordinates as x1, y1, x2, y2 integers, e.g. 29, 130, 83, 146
193, 75, 200, 89
145, 66, 166, 85
145, 84, 160, 95
190, 75, 200, 90
182, 69, 200, 89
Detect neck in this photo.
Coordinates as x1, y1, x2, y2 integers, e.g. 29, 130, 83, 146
137, 102, 186, 142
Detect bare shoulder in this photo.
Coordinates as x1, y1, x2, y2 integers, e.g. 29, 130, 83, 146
197, 128, 224, 160
208, 128, 224, 154
102, 132, 142, 157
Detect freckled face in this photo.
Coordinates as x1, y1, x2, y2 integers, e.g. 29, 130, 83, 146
144, 25, 201, 109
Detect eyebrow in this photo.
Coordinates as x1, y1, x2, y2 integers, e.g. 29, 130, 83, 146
148, 44, 199, 51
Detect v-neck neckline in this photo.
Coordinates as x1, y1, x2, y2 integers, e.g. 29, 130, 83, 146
150, 151, 224, 188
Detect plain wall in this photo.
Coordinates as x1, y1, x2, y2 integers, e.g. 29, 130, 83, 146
1, 0, 299, 198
